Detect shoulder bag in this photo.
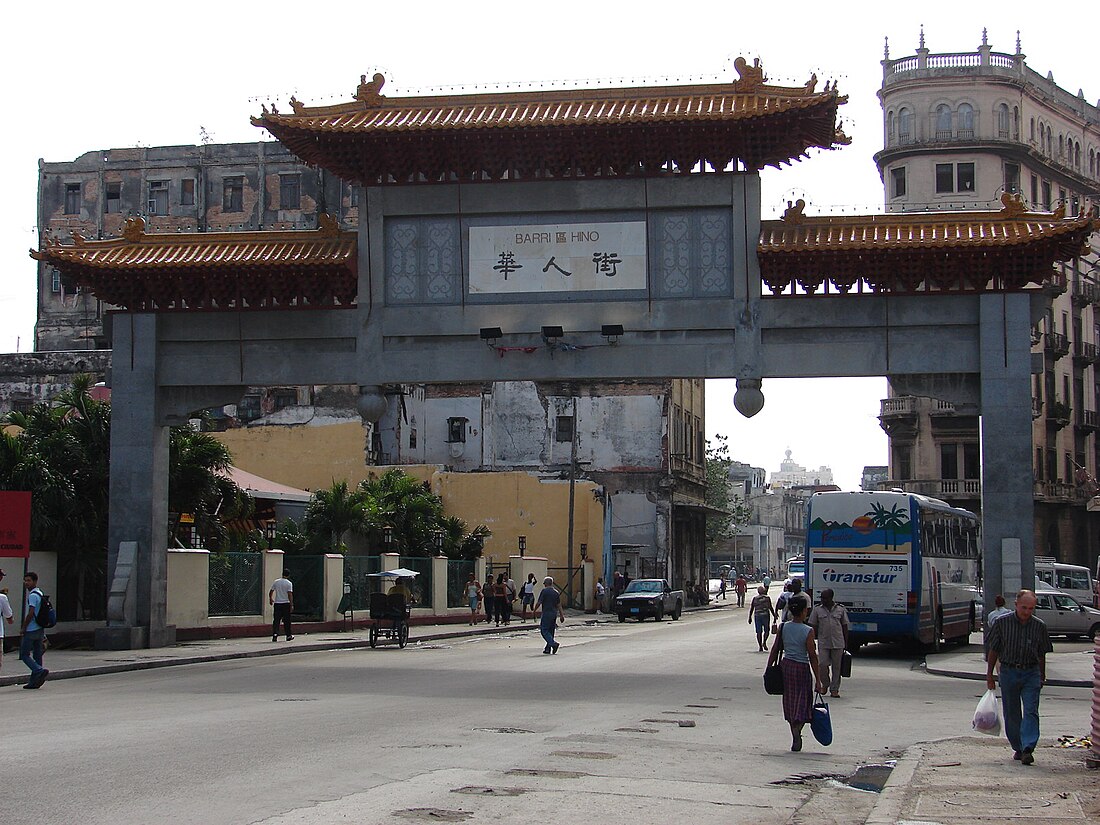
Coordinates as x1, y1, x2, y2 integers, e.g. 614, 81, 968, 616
763, 623, 785, 695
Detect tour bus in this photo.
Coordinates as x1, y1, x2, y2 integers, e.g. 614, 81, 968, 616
805, 491, 981, 650
1034, 557, 1096, 608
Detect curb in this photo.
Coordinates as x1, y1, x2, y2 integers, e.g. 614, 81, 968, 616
923, 662, 1090, 689
863, 744, 923, 825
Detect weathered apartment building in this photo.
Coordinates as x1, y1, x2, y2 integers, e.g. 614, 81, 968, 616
874, 31, 1100, 568
26, 140, 709, 587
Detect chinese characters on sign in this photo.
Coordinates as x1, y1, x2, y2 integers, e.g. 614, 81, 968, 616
469, 222, 646, 294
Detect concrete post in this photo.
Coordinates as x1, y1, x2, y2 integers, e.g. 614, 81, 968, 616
979, 293, 1035, 612
381, 552, 401, 572
431, 555, 449, 613
582, 558, 595, 612
101, 314, 171, 650
322, 554, 343, 622
263, 550, 285, 626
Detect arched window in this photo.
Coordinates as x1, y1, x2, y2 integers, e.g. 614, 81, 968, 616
1013, 107, 1019, 140
935, 104, 952, 139
958, 103, 974, 138
1090, 148, 1095, 176
1074, 142, 1081, 169
997, 103, 1009, 138
898, 107, 912, 143
1030, 117, 1035, 141
1059, 134, 1064, 157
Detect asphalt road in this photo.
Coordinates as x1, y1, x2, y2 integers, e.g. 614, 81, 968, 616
0, 610, 1091, 824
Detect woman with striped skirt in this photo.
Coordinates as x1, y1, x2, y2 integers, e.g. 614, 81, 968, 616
765, 594, 824, 751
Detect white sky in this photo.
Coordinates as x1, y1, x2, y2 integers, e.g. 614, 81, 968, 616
3, 2, 1097, 490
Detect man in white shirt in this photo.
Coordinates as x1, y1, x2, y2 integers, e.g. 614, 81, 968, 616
0, 569, 14, 675
269, 569, 294, 642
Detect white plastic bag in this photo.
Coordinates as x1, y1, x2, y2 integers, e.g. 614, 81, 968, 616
971, 689, 1002, 736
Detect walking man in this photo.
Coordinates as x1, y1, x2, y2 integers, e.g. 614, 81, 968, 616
20, 572, 48, 688
534, 576, 565, 654
808, 588, 849, 697
734, 572, 748, 607
0, 569, 14, 675
986, 590, 1052, 765
269, 568, 294, 642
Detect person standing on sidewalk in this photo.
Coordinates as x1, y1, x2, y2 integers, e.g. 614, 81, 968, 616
808, 588, 849, 697
482, 574, 496, 625
20, 572, 48, 689
0, 569, 13, 675
269, 569, 294, 642
985, 590, 1052, 766
465, 573, 481, 626
520, 574, 536, 622
534, 576, 565, 654
734, 573, 748, 607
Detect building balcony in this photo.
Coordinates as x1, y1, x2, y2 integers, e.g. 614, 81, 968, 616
1044, 332, 1070, 359
1034, 481, 1078, 502
1075, 409, 1100, 433
1043, 271, 1067, 298
1046, 400, 1072, 429
1071, 279, 1100, 308
878, 396, 919, 439
875, 478, 981, 500
1073, 341, 1099, 365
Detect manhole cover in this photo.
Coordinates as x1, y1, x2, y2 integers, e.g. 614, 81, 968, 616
473, 727, 533, 734
452, 786, 528, 796
551, 751, 615, 760
393, 808, 473, 821
506, 769, 587, 779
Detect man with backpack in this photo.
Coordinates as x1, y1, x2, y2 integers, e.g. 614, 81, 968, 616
20, 571, 49, 689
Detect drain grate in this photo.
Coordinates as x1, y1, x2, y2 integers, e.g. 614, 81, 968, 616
393, 808, 473, 822
452, 786, 528, 797
506, 768, 587, 779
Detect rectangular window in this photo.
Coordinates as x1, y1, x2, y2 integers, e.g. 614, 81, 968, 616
349, 185, 359, 208
64, 183, 81, 215
893, 445, 912, 480
1003, 163, 1020, 195
956, 163, 975, 192
935, 163, 954, 193
180, 179, 195, 206
409, 428, 417, 449
1031, 175, 1038, 206
105, 182, 121, 214
890, 167, 907, 198
1035, 447, 1044, 480
223, 176, 244, 212
51, 270, 62, 294
940, 443, 959, 480
446, 417, 467, 444
1046, 448, 1057, 482
148, 180, 169, 216
963, 443, 980, 479
1042, 180, 1052, 210
279, 174, 300, 210
555, 415, 575, 443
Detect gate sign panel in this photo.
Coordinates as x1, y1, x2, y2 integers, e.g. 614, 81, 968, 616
469, 221, 646, 294
0, 491, 32, 558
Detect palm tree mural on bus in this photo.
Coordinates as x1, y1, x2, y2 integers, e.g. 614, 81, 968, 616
866, 500, 910, 551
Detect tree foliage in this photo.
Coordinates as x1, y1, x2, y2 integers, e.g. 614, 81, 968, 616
705, 434, 753, 556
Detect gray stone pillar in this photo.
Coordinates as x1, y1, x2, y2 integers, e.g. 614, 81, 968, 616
979, 293, 1035, 610
101, 314, 171, 649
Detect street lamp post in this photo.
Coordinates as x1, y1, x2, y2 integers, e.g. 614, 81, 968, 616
518, 535, 526, 557
434, 529, 444, 555
264, 522, 277, 551
383, 525, 394, 552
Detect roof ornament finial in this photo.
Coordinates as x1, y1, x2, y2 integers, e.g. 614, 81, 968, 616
981, 27, 988, 47
355, 72, 386, 107
884, 36, 890, 61
732, 56, 766, 91
782, 199, 807, 224
1016, 30, 1022, 55
1000, 192, 1026, 217
919, 25, 925, 50
122, 216, 147, 243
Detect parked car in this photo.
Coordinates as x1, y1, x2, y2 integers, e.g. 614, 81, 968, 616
615, 579, 684, 622
1027, 589, 1100, 639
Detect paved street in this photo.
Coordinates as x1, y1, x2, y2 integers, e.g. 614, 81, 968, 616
0, 608, 1093, 824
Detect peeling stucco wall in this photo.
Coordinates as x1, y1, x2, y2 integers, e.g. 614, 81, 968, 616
0, 351, 110, 414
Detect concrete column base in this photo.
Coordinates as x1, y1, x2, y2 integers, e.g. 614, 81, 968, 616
95, 625, 149, 650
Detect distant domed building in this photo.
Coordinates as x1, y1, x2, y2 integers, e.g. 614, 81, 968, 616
770, 449, 834, 488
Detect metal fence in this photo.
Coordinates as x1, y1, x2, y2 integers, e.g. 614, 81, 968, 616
398, 556, 432, 607
447, 559, 476, 608
208, 552, 263, 616
343, 556, 382, 611
283, 555, 325, 620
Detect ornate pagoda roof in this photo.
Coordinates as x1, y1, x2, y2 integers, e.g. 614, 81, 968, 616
758, 195, 1099, 295
252, 59, 849, 184
30, 216, 356, 312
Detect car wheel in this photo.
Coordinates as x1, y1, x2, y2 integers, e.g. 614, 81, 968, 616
671, 602, 682, 620
654, 609, 663, 622
1090, 623, 1100, 640
618, 613, 627, 623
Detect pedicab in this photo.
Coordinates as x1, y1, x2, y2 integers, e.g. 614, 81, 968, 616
365, 568, 419, 649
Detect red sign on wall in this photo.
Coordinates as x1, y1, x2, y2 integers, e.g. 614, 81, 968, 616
0, 491, 32, 558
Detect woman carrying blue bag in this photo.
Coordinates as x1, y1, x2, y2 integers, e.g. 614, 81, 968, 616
765, 594, 825, 751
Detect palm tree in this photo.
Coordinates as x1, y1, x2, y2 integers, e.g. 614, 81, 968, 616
358, 469, 443, 554
169, 424, 252, 551
302, 480, 369, 552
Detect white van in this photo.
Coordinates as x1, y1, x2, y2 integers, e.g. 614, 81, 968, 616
1034, 557, 1095, 608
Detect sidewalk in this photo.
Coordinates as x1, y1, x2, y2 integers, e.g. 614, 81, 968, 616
925, 645, 1095, 687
